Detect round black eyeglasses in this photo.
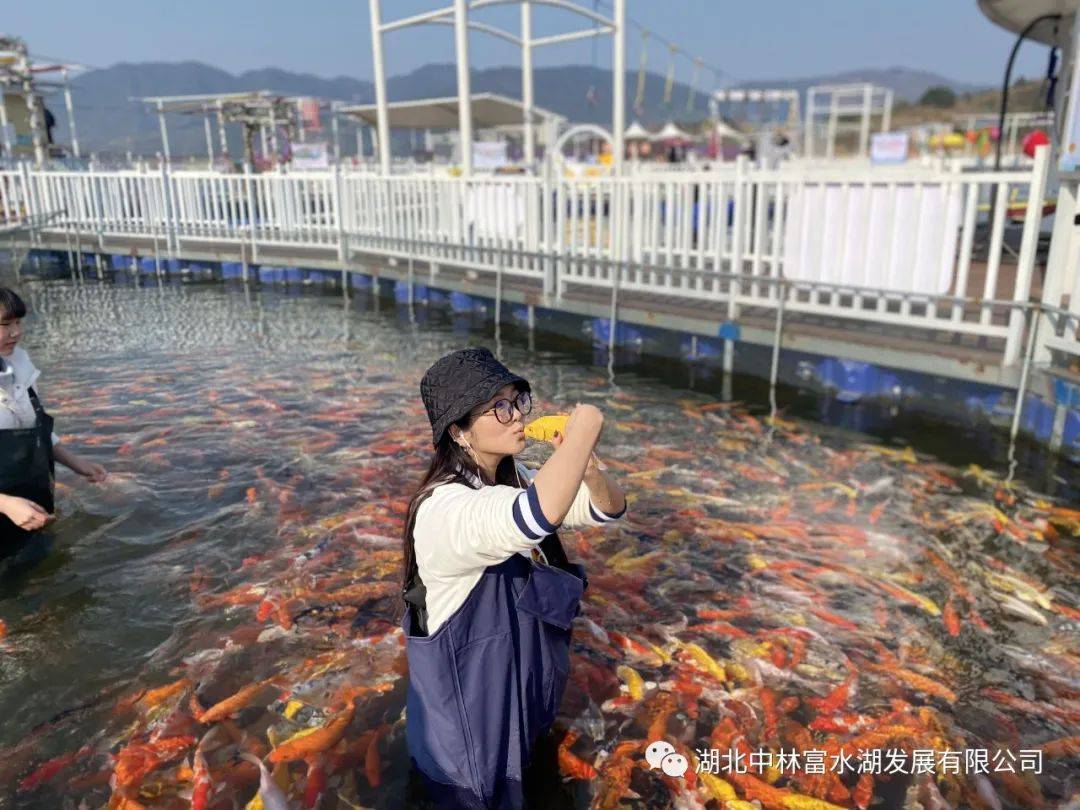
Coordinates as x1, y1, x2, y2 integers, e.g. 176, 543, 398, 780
476, 390, 533, 424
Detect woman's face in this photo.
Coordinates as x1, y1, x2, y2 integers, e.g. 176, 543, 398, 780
461, 383, 528, 457
0, 316, 21, 357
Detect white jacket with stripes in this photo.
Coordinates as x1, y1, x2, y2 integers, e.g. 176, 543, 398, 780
413, 462, 624, 634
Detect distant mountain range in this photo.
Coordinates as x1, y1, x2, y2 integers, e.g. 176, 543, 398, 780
48, 61, 987, 157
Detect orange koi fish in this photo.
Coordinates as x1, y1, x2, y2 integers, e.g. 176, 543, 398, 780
18, 746, 92, 792
557, 731, 598, 780
268, 703, 354, 764
364, 724, 387, 787
190, 747, 212, 810
190, 680, 275, 724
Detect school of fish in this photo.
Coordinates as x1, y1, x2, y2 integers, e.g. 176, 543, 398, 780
0, 279, 1076, 809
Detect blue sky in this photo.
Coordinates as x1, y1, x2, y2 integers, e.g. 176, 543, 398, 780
10, 1, 1050, 87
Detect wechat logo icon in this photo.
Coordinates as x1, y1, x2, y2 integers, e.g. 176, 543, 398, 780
645, 740, 688, 778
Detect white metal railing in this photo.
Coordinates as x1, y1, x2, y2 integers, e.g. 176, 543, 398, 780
8, 148, 1069, 371
1037, 180, 1080, 364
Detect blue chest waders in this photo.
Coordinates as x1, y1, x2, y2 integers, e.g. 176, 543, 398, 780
0, 387, 54, 550
403, 522, 585, 809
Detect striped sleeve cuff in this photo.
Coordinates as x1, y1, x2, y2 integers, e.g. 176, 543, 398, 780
512, 484, 560, 540
588, 498, 626, 523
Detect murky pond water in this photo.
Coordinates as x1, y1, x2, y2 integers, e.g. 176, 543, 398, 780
0, 270, 1076, 809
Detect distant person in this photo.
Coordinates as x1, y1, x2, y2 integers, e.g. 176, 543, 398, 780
0, 287, 106, 547
42, 107, 57, 145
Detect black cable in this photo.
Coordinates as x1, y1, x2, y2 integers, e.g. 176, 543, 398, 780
1046, 46, 1059, 111
994, 13, 1060, 172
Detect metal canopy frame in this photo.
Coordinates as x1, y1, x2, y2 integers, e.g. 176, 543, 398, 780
0, 35, 83, 164
712, 88, 801, 126
137, 91, 315, 168
368, 0, 625, 176
804, 83, 894, 159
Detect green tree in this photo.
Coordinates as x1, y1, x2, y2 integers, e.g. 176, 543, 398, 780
919, 86, 957, 108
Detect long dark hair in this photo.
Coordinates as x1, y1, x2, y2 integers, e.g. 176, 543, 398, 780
401, 411, 522, 598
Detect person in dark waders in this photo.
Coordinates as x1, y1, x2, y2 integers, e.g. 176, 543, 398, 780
402, 347, 626, 809
0, 287, 106, 561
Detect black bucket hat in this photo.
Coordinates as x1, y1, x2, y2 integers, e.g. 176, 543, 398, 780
420, 347, 531, 446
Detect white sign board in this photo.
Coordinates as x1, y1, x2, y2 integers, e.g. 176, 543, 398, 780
472, 141, 509, 170
291, 141, 329, 170
870, 132, 909, 165
783, 181, 963, 296
465, 183, 525, 239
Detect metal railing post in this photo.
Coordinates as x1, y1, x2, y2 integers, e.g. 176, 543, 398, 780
1003, 145, 1051, 366
1035, 179, 1079, 364
244, 164, 258, 267
333, 163, 347, 264
20, 162, 39, 245
160, 161, 176, 258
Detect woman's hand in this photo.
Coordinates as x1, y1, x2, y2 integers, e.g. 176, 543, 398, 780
55, 446, 108, 483
532, 404, 605, 527
0, 494, 53, 531
562, 403, 603, 449
77, 460, 108, 483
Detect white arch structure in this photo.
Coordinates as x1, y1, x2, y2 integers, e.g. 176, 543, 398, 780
550, 122, 613, 167
368, 0, 625, 176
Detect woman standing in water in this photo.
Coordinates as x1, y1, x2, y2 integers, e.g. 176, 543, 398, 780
0, 287, 106, 544
402, 347, 626, 809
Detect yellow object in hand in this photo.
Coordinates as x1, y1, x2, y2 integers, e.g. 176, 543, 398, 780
523, 414, 569, 442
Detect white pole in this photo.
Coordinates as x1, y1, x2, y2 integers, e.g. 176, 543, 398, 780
858, 84, 872, 156
157, 101, 171, 166
612, 0, 625, 176
18, 42, 45, 166
62, 67, 80, 158
454, 0, 474, 176
269, 106, 278, 166
331, 106, 341, 162
260, 125, 269, 159
826, 92, 838, 160
216, 101, 228, 155
804, 90, 815, 158
297, 99, 306, 143
882, 89, 893, 132
204, 113, 215, 167
0, 93, 10, 157
522, 0, 535, 167
370, 0, 392, 175
357, 125, 364, 159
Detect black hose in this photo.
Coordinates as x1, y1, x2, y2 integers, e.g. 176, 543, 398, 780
994, 13, 1061, 172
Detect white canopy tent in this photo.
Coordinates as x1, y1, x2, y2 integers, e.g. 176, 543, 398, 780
339, 93, 567, 164
713, 119, 749, 143
339, 93, 564, 132
651, 122, 691, 141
